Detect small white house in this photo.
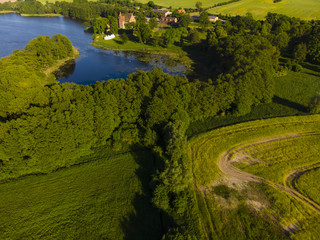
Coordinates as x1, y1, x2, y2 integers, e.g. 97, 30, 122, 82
104, 34, 115, 40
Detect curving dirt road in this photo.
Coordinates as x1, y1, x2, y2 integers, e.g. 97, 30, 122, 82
217, 133, 320, 214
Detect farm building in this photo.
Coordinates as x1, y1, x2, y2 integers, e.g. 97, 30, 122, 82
159, 16, 178, 25
209, 16, 219, 22
118, 12, 136, 29
152, 9, 172, 17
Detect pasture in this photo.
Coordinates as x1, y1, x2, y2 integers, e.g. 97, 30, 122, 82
208, 0, 320, 20
0, 151, 161, 240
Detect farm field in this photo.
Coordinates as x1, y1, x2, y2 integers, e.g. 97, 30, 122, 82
138, 0, 226, 9
208, 0, 320, 20
0, 151, 161, 240
190, 115, 320, 238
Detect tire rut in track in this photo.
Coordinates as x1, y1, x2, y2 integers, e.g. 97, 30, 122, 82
217, 133, 320, 215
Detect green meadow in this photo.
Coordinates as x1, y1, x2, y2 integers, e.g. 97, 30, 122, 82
0, 151, 161, 240
208, 0, 320, 20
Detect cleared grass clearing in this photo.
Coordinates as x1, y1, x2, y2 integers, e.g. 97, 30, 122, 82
0, 151, 160, 240
275, 68, 320, 108
208, 0, 320, 20
92, 35, 186, 58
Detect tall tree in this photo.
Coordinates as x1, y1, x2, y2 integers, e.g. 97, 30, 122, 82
199, 11, 210, 30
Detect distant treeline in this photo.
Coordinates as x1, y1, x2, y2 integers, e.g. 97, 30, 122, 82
0, 0, 158, 20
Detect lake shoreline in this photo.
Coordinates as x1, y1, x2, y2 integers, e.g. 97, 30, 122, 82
44, 46, 80, 77
0, 11, 15, 14
20, 13, 62, 17
91, 35, 193, 71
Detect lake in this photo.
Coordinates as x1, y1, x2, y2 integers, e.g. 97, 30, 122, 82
0, 13, 186, 84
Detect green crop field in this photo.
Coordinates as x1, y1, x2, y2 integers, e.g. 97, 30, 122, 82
0, 151, 161, 240
208, 0, 320, 20
138, 0, 226, 9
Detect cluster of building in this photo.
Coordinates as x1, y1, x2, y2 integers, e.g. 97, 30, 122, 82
117, 9, 223, 29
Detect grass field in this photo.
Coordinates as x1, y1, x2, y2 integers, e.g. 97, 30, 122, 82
190, 115, 320, 238
296, 168, 320, 205
234, 133, 320, 184
190, 114, 320, 186
0, 151, 161, 240
275, 67, 320, 108
208, 0, 320, 20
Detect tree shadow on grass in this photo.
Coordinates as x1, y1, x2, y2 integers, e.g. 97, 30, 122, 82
301, 62, 320, 73
120, 147, 175, 240
305, 71, 320, 78
273, 95, 308, 113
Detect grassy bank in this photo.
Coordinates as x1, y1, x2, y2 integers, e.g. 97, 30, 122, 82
91, 34, 192, 67
44, 46, 79, 76
20, 13, 62, 17
0, 150, 161, 239
0, 11, 15, 14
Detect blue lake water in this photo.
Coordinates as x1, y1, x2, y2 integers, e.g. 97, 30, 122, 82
0, 13, 186, 84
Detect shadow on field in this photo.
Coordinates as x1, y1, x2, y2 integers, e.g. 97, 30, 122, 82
305, 72, 320, 78
301, 62, 320, 73
273, 95, 308, 113
120, 147, 175, 240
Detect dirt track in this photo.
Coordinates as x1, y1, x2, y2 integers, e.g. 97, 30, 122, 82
217, 133, 320, 214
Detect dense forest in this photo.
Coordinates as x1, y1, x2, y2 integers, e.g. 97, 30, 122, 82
1, 1, 320, 238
